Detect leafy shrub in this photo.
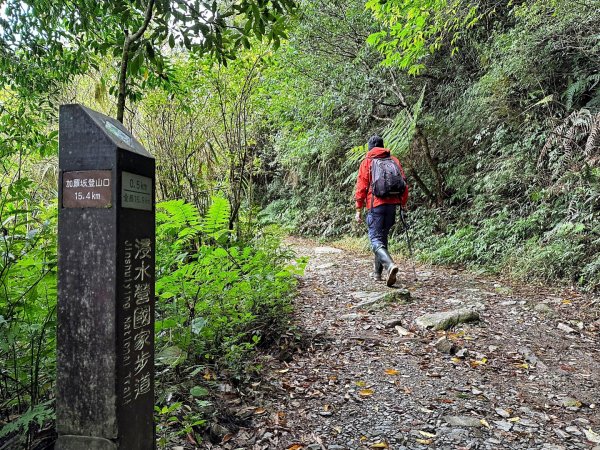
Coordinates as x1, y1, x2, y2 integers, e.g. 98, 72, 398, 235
155, 197, 304, 376
0, 180, 57, 447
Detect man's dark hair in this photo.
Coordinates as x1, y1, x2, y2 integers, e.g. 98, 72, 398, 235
368, 135, 384, 150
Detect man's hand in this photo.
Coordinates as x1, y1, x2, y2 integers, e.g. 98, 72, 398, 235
355, 209, 362, 224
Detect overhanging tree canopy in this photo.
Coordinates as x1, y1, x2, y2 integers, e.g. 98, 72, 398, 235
0, 0, 297, 121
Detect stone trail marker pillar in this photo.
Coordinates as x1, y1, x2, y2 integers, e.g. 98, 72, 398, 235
56, 105, 155, 450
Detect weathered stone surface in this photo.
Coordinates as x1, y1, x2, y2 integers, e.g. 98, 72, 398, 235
443, 416, 483, 427
383, 317, 403, 328
395, 325, 412, 336
494, 420, 513, 432
55, 436, 117, 450
384, 289, 412, 303
351, 289, 411, 309
340, 313, 361, 320
558, 323, 575, 333
56, 105, 155, 450
434, 337, 457, 354
350, 291, 387, 309
534, 303, 555, 315
415, 308, 480, 330
562, 397, 582, 408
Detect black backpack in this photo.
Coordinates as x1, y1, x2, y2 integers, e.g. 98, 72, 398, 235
369, 157, 406, 205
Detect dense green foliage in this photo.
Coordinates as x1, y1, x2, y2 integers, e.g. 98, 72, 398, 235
153, 198, 302, 447
259, 0, 600, 291
0, 190, 301, 446
1, 0, 300, 446
1, 0, 599, 446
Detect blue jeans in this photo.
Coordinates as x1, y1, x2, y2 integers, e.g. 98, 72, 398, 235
367, 204, 397, 252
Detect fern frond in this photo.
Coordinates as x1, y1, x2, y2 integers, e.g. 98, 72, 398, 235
157, 200, 202, 233
539, 110, 593, 170
564, 73, 600, 110
157, 200, 203, 249
384, 85, 426, 158
346, 144, 367, 165
565, 79, 588, 111
585, 113, 600, 157
202, 195, 230, 236
342, 168, 359, 187
572, 108, 593, 134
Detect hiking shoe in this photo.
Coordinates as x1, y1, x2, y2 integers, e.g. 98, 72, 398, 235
386, 264, 399, 287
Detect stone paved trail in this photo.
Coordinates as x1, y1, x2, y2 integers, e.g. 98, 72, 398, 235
214, 238, 600, 450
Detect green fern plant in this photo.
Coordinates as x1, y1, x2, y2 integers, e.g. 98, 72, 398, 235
383, 85, 426, 158
539, 108, 600, 175
343, 86, 426, 186
156, 200, 203, 251
564, 73, 600, 110
201, 195, 230, 243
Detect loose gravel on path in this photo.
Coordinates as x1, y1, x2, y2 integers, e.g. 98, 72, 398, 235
214, 238, 600, 450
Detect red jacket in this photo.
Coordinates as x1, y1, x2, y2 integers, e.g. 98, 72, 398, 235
354, 147, 409, 209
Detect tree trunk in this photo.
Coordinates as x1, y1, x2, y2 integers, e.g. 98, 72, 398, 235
415, 126, 446, 206
116, 0, 156, 123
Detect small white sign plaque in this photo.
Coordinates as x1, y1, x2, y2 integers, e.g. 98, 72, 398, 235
122, 171, 152, 211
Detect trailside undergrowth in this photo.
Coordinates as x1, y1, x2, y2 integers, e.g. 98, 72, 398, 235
258, 0, 600, 292
152, 197, 305, 447
0, 193, 303, 448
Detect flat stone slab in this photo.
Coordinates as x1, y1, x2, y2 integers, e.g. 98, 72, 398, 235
415, 308, 480, 330
443, 415, 484, 428
350, 289, 411, 309
534, 303, 555, 315
314, 246, 342, 254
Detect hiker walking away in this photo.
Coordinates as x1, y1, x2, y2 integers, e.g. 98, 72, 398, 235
354, 135, 408, 287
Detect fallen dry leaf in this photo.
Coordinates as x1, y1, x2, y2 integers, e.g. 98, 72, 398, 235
254, 408, 267, 415
415, 438, 432, 445
419, 430, 436, 438
359, 389, 374, 397
447, 332, 461, 341
470, 357, 487, 368
186, 432, 197, 444
370, 442, 389, 449
286, 445, 303, 450
277, 411, 287, 426
480, 419, 491, 429
384, 368, 399, 375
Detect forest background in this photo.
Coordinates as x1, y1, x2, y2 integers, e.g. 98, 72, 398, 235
0, 0, 599, 447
